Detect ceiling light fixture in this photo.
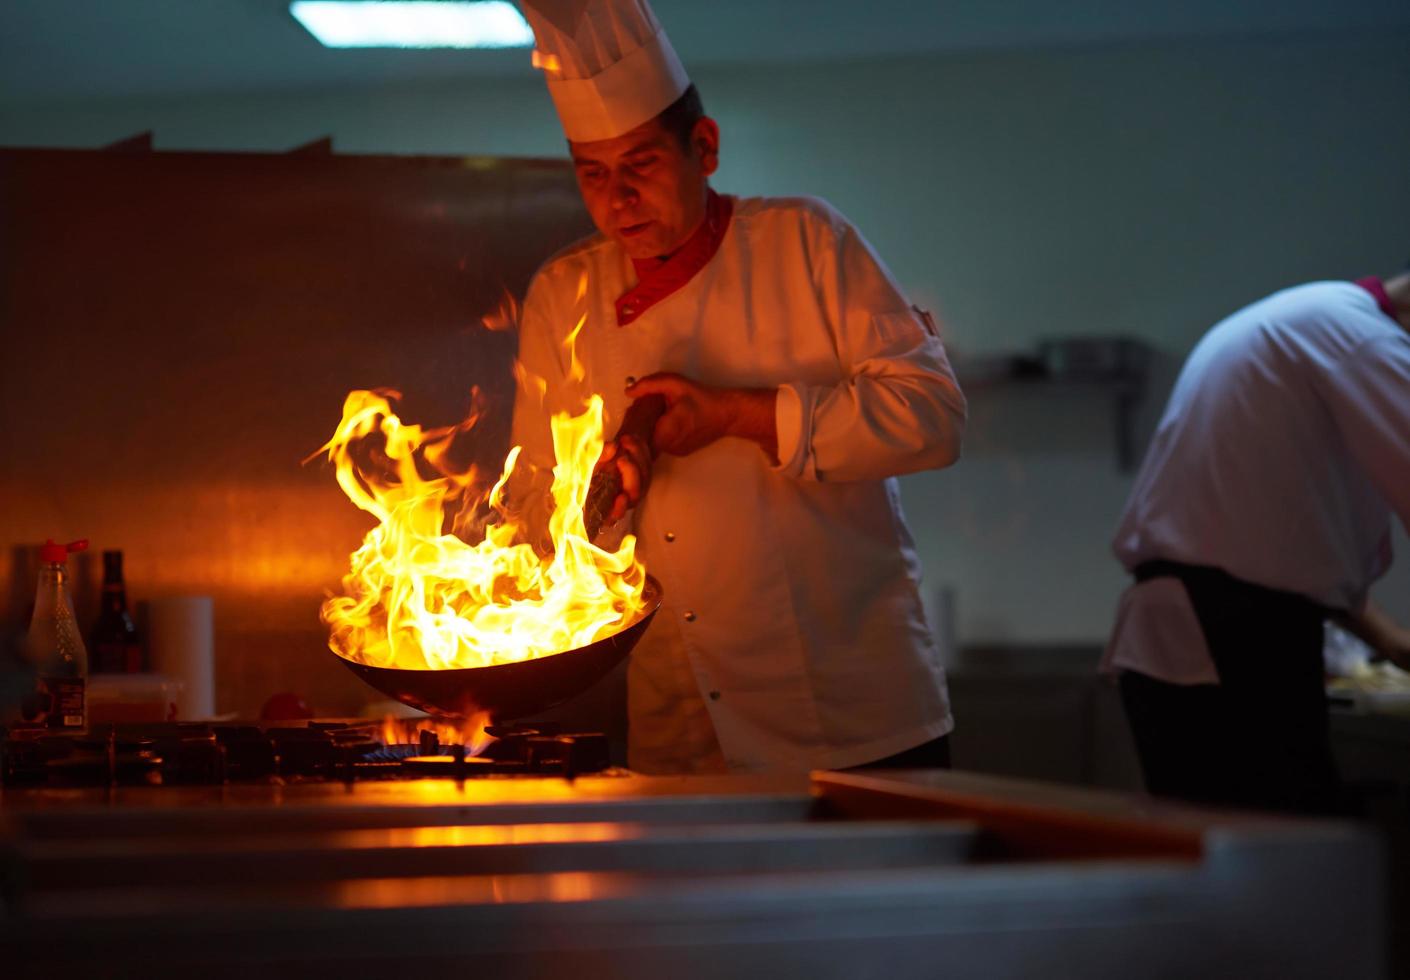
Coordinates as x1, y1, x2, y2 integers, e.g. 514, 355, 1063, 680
289, 1, 534, 49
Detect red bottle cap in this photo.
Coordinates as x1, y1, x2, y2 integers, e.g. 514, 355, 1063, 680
39, 539, 89, 563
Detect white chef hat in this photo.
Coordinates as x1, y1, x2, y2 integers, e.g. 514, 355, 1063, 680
519, 0, 690, 143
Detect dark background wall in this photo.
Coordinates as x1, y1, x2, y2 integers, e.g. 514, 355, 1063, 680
7, 32, 1407, 647
0, 146, 595, 718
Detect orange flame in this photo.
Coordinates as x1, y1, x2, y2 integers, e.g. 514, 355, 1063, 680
315, 280, 646, 675
381, 712, 495, 756
479, 288, 520, 333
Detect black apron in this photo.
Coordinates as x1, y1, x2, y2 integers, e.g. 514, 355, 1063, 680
1119, 560, 1344, 815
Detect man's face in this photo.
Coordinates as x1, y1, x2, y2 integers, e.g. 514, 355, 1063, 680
570, 116, 719, 260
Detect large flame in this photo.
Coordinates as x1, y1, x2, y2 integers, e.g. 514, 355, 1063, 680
316, 325, 646, 673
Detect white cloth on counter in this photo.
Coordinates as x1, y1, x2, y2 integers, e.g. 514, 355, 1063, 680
1105, 281, 1410, 684
511, 195, 966, 773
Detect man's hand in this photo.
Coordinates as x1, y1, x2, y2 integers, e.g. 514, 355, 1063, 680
1379, 621, 1410, 672
627, 372, 779, 463
594, 433, 652, 526
1338, 599, 1410, 671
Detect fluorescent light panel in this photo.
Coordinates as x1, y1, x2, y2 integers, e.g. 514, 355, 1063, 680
290, 1, 534, 49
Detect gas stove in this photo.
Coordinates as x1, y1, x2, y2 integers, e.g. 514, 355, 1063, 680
0, 719, 614, 788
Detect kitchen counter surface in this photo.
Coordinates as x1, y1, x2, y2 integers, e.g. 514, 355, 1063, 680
0, 767, 1384, 979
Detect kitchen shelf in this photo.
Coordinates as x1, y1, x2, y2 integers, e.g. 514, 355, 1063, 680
953, 336, 1152, 471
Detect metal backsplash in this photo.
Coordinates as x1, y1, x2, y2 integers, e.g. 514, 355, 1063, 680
0, 145, 596, 718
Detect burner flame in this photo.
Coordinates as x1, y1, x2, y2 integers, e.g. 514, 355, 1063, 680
381, 712, 495, 756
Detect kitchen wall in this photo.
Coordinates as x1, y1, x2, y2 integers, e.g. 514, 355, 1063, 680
0, 147, 599, 719
5, 28, 1409, 655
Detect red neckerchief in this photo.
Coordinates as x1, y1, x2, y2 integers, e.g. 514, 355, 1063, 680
615, 189, 733, 326
1355, 276, 1397, 320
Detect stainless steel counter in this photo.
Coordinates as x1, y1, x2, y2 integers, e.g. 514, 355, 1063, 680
0, 768, 1383, 979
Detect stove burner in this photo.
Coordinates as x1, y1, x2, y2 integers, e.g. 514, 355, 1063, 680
1, 734, 164, 787
0, 720, 615, 788
401, 753, 497, 776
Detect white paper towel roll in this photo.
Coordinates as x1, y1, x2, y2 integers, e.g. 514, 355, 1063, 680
147, 596, 215, 720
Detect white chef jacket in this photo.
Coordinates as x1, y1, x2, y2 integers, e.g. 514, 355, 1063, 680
1105, 281, 1410, 684
510, 195, 966, 772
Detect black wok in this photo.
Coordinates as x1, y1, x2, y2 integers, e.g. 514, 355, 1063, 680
337, 396, 668, 721
335, 575, 662, 720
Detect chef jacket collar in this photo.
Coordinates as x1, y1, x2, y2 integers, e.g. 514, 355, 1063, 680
616, 189, 733, 326
1355, 276, 1398, 321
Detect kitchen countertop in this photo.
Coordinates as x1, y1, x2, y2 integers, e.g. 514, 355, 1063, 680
0, 767, 1384, 979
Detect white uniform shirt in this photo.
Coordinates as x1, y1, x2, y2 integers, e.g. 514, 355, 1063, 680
511, 196, 966, 772
1106, 281, 1410, 683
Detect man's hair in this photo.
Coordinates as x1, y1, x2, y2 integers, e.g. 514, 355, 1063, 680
656, 84, 705, 152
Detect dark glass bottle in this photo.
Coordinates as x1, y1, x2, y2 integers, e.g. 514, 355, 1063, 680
91, 550, 143, 673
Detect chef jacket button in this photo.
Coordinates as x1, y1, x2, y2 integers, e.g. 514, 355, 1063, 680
625, 375, 636, 386
664, 531, 676, 543
708, 690, 721, 701
683, 610, 696, 623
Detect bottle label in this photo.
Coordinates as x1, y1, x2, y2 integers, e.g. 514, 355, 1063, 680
35, 676, 86, 729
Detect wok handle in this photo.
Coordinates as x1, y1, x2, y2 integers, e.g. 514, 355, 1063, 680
584, 394, 667, 542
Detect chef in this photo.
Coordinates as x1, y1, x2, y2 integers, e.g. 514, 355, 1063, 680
509, 0, 966, 774
1104, 268, 1410, 814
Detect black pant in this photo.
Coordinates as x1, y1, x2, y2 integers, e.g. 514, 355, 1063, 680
849, 734, 952, 770
1118, 562, 1345, 816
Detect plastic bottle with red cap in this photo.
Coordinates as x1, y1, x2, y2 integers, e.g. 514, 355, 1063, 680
24, 539, 90, 731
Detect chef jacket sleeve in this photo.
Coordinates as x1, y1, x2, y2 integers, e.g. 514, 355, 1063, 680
773, 203, 966, 482
1322, 333, 1410, 529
